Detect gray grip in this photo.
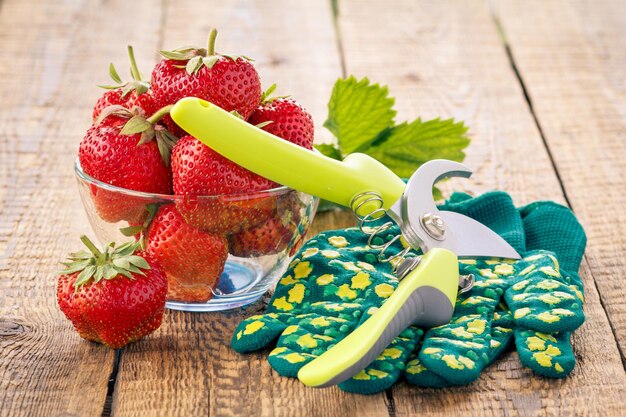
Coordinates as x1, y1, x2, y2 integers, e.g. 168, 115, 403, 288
315, 286, 454, 387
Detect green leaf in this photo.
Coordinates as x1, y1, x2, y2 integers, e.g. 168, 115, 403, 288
127, 255, 150, 270
202, 55, 219, 69
60, 259, 93, 274
120, 115, 151, 135
364, 118, 470, 178
324, 76, 396, 155
314, 144, 342, 160
255, 120, 273, 129
75, 265, 97, 287
120, 226, 143, 237
109, 63, 122, 84
113, 257, 130, 270
186, 56, 203, 75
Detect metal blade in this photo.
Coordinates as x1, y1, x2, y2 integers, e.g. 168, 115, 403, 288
438, 211, 521, 259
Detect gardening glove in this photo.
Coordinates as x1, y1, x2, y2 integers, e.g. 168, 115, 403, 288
404, 196, 586, 387
231, 225, 422, 394
231, 191, 524, 394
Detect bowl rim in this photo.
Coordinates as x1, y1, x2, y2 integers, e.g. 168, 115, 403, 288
74, 158, 294, 200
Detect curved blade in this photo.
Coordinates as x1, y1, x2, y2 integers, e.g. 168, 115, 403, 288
438, 211, 521, 259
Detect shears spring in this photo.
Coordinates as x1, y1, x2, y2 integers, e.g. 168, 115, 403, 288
350, 191, 418, 272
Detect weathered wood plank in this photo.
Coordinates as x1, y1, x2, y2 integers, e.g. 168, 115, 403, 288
0, 0, 163, 416
492, 0, 626, 364
338, 0, 626, 415
110, 1, 389, 416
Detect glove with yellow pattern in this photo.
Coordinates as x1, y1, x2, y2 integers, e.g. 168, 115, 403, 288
231, 192, 586, 393
231, 227, 423, 394
404, 197, 586, 386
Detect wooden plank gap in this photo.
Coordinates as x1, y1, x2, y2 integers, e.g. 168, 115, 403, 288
330, 0, 347, 78
488, 7, 626, 374
102, 350, 122, 417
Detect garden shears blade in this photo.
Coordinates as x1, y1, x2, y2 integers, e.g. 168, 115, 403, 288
171, 97, 521, 388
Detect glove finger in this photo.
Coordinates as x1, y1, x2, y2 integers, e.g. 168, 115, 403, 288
515, 329, 575, 377
339, 325, 423, 395
268, 311, 359, 377
506, 252, 585, 333
231, 313, 292, 353
405, 354, 455, 388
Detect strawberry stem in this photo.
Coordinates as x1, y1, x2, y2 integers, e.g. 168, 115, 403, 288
147, 105, 174, 125
127, 45, 141, 81
80, 235, 103, 259
207, 29, 218, 56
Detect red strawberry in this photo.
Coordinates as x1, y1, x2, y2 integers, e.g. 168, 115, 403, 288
93, 46, 157, 121
171, 135, 277, 233
151, 29, 262, 130
247, 85, 314, 150
146, 205, 229, 303
57, 236, 167, 349
79, 106, 178, 223
229, 192, 302, 257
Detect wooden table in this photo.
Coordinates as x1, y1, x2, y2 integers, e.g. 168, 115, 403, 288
1, 0, 625, 416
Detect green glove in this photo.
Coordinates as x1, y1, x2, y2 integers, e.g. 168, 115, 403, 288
405, 197, 586, 386
231, 192, 586, 393
232, 228, 422, 394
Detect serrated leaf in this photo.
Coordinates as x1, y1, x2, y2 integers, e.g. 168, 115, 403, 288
127, 255, 150, 270
364, 118, 470, 178
186, 55, 203, 75
109, 63, 122, 84
120, 115, 151, 135
202, 55, 219, 69
324, 76, 396, 155
314, 144, 342, 160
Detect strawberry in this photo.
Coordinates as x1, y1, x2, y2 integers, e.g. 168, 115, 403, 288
151, 29, 262, 134
171, 135, 277, 233
93, 46, 157, 121
146, 205, 229, 303
247, 85, 314, 150
79, 105, 178, 223
229, 192, 302, 257
57, 236, 167, 349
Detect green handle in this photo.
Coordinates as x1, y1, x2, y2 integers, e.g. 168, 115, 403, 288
297, 248, 459, 388
170, 97, 406, 212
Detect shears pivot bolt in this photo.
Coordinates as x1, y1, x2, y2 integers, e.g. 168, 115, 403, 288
420, 213, 446, 240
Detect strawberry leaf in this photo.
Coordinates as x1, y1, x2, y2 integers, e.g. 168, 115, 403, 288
109, 63, 123, 84
186, 56, 203, 75
127, 255, 150, 270
364, 118, 470, 179
119, 226, 143, 237
121, 115, 152, 135
314, 144, 342, 160
324, 76, 396, 155
202, 55, 219, 69
255, 120, 273, 129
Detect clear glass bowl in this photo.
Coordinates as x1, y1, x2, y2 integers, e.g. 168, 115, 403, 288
74, 160, 318, 312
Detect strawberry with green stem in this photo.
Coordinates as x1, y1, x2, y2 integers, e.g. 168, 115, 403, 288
57, 236, 167, 349
93, 45, 157, 121
152, 28, 262, 137
247, 84, 314, 150
80, 104, 178, 223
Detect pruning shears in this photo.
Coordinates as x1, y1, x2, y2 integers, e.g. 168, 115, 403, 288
170, 97, 521, 388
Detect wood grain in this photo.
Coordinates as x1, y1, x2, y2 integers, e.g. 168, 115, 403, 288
109, 1, 388, 416
0, 0, 163, 416
492, 0, 626, 362
337, 0, 626, 415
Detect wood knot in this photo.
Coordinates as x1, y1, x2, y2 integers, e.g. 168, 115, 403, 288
268, 55, 286, 66
0, 319, 31, 337
404, 72, 421, 82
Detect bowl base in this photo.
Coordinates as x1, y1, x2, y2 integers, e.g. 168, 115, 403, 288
165, 259, 267, 312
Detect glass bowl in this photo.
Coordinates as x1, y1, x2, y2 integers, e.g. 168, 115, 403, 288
74, 159, 318, 312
